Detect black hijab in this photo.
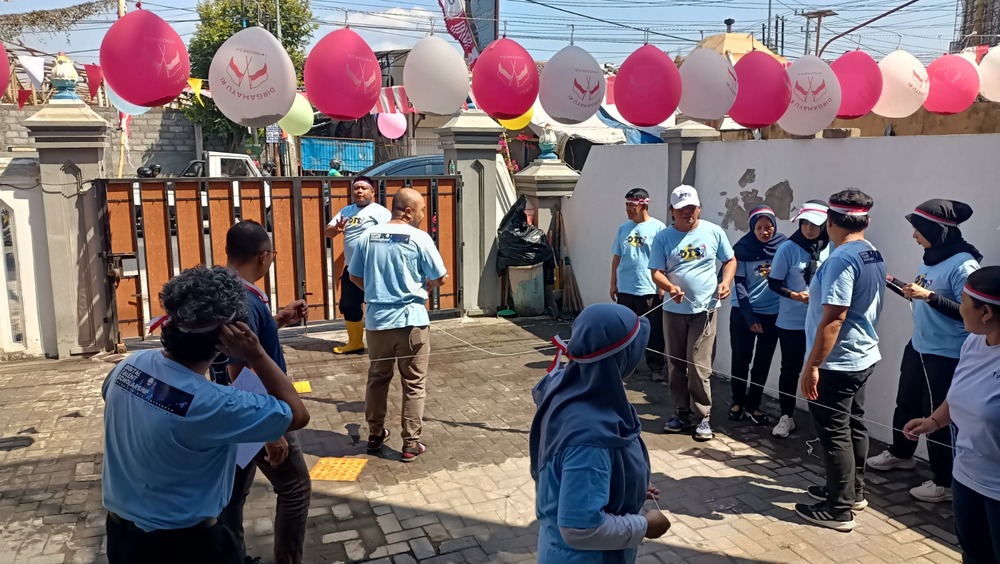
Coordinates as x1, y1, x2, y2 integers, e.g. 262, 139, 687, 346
906, 199, 983, 266
789, 200, 831, 285
734, 206, 787, 262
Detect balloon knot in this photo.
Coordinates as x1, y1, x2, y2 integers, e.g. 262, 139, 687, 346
136, 1, 142, 8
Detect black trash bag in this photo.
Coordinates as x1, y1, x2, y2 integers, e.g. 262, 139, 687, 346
497, 195, 555, 281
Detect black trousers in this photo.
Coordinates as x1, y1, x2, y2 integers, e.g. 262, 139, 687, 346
339, 268, 365, 322
729, 311, 779, 413
106, 513, 242, 564
615, 293, 666, 373
888, 341, 957, 487
809, 365, 874, 516
777, 328, 807, 417
954, 478, 1000, 564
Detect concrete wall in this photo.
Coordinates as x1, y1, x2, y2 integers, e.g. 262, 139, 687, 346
0, 169, 46, 357
1, 106, 198, 177
565, 135, 1000, 446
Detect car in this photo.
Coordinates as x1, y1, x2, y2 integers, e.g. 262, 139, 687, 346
359, 155, 445, 177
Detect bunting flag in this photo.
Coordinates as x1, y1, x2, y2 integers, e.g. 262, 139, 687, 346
16, 88, 31, 110
119, 111, 133, 163
977, 44, 989, 64
83, 64, 103, 100
16, 54, 45, 90
606, 75, 616, 105
372, 86, 414, 114
187, 78, 204, 106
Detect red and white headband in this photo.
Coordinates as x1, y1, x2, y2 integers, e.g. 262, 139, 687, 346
965, 284, 1000, 306
352, 179, 375, 190
828, 201, 871, 217
148, 310, 237, 334
749, 206, 775, 219
625, 198, 650, 205
911, 208, 959, 227
547, 317, 642, 373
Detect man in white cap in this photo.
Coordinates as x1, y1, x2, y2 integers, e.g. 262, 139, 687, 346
649, 185, 736, 441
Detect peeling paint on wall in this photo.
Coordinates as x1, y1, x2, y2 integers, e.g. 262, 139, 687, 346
718, 167, 794, 232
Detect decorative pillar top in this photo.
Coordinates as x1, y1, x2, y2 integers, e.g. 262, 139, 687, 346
513, 158, 581, 198
50, 54, 81, 101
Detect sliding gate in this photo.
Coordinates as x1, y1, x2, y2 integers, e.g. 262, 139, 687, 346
97, 176, 461, 343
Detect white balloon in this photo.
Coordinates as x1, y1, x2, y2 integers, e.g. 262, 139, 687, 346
778, 55, 842, 136
539, 45, 606, 125
872, 50, 928, 119
979, 47, 1000, 101
209, 26, 297, 127
678, 48, 738, 120
106, 82, 151, 115
403, 35, 470, 115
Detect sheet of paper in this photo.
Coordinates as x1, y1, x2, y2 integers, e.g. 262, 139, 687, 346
232, 368, 266, 468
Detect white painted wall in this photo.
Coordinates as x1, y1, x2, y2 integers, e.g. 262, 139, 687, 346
699, 135, 1000, 446
566, 135, 1000, 447
0, 171, 47, 356
562, 144, 672, 307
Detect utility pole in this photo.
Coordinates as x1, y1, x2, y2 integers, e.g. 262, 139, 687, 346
801, 9, 837, 56
767, 0, 773, 47
116, 0, 127, 178
275, 0, 282, 40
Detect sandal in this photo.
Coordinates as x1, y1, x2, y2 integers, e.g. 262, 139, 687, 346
401, 442, 426, 462
366, 429, 390, 453
728, 405, 745, 421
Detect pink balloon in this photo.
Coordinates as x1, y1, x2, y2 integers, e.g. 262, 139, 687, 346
305, 29, 380, 121
729, 51, 791, 129
100, 9, 190, 107
377, 113, 407, 139
830, 51, 882, 119
615, 45, 681, 127
471, 38, 539, 120
924, 54, 980, 115
0, 43, 9, 97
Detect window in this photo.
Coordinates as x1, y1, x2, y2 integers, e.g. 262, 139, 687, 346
1, 207, 24, 345
220, 158, 250, 177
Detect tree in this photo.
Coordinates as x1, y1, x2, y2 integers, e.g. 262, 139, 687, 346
185, 0, 317, 151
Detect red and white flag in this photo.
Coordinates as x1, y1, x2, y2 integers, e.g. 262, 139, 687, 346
373, 86, 414, 114
438, 0, 480, 69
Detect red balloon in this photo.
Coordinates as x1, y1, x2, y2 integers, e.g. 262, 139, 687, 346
0, 43, 9, 97
304, 29, 380, 121
615, 45, 681, 127
100, 10, 190, 107
729, 51, 791, 129
471, 38, 539, 120
831, 50, 882, 119
924, 54, 980, 115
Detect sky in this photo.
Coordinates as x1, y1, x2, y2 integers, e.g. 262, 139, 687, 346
4, 0, 967, 68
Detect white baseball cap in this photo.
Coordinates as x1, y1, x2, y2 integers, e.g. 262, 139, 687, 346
791, 200, 829, 226
670, 185, 701, 209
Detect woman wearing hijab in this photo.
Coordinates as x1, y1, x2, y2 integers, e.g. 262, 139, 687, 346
903, 266, 1000, 563
530, 303, 670, 563
766, 200, 831, 438
729, 205, 787, 425
867, 199, 982, 504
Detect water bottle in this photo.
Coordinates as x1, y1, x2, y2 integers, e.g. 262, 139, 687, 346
448, 159, 457, 175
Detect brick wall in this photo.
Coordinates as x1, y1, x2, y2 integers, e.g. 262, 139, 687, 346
0, 105, 200, 177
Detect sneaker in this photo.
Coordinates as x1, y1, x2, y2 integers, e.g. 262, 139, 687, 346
909, 480, 953, 503
663, 416, 692, 433
807, 485, 868, 511
244, 557, 263, 564
772, 415, 796, 438
694, 420, 714, 441
728, 405, 745, 421
747, 411, 770, 426
401, 442, 426, 462
866, 450, 916, 471
366, 429, 390, 453
795, 501, 856, 532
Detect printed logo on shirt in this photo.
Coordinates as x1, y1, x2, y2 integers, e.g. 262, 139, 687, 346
859, 250, 884, 265
678, 244, 707, 262
993, 371, 1000, 380
914, 274, 932, 289
370, 232, 412, 245
626, 233, 647, 248
114, 364, 194, 417
754, 262, 771, 278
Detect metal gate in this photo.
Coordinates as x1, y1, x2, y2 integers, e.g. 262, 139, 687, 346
97, 176, 461, 343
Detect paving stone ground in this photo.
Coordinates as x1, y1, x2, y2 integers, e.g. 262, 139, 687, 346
0, 316, 962, 563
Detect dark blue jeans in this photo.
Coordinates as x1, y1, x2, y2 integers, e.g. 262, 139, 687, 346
953, 478, 1000, 564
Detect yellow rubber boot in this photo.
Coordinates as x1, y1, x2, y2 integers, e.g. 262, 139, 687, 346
334, 320, 366, 354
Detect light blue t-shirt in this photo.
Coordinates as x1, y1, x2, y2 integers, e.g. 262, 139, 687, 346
948, 334, 1000, 501
804, 240, 886, 371
535, 445, 648, 564
612, 218, 667, 296
731, 257, 780, 315
329, 203, 392, 265
910, 253, 979, 359
771, 241, 832, 331
102, 350, 292, 532
349, 223, 448, 331
649, 221, 735, 314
